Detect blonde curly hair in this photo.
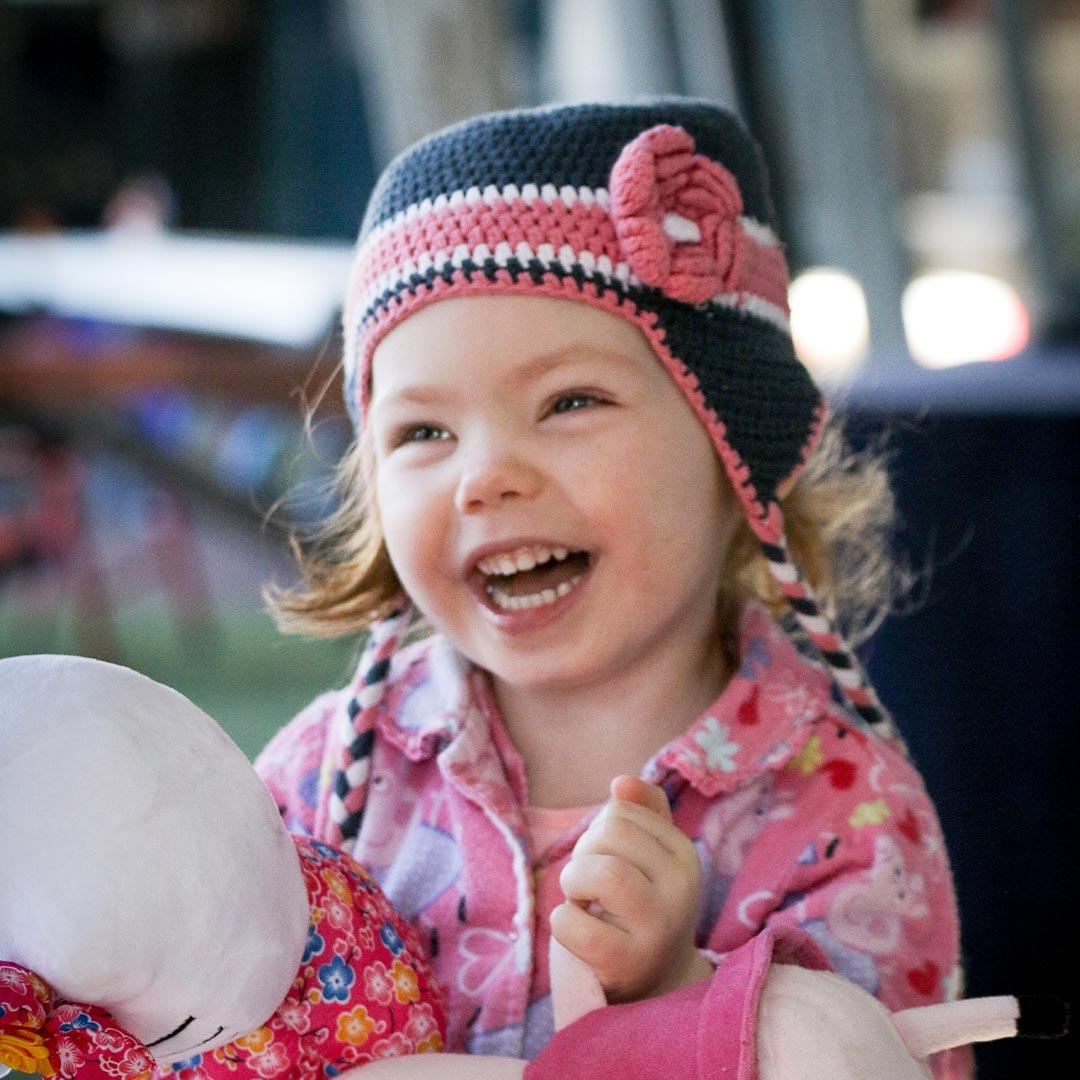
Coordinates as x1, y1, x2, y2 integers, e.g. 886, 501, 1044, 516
266, 414, 905, 664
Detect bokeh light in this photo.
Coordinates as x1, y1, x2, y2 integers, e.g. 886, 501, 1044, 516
789, 267, 870, 383
902, 270, 1029, 369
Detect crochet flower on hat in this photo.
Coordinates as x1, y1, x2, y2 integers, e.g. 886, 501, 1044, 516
610, 123, 746, 305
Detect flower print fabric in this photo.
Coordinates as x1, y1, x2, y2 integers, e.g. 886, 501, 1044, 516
160, 836, 445, 1080
257, 604, 970, 1079
0, 963, 153, 1080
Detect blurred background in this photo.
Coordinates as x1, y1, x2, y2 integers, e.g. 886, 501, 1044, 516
0, 1, 1076, 1075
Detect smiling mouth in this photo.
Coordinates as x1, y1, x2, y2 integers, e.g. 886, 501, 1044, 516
476, 545, 591, 611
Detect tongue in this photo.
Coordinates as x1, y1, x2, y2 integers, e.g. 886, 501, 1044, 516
496, 552, 588, 597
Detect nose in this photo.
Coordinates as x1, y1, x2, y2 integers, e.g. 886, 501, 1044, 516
454, 439, 542, 514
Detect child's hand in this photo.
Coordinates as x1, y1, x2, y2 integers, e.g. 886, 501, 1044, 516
550, 775, 714, 1002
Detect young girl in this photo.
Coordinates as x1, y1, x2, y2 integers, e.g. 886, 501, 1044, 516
257, 100, 968, 1077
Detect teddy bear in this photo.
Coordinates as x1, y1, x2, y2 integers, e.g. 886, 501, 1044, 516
0, 655, 1063, 1080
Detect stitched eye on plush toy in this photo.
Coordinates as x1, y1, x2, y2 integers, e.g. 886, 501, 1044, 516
146, 1016, 198, 1049
146, 1016, 233, 1058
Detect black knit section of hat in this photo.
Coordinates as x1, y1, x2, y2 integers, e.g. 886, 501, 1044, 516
360, 99, 779, 238
654, 291, 819, 512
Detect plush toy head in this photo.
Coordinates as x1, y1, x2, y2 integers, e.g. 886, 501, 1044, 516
0, 655, 444, 1080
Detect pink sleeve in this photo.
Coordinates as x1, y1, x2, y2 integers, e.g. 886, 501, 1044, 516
253, 690, 341, 838
524, 930, 819, 1080
750, 724, 972, 1080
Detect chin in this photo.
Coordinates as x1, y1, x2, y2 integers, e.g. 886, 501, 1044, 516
483, 652, 601, 696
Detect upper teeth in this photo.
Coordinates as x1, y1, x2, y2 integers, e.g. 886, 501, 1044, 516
477, 545, 570, 577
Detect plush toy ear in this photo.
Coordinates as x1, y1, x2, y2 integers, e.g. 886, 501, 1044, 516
892, 996, 1020, 1059
892, 994, 1069, 1059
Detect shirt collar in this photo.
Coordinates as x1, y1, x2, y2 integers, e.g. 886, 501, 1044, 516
646, 604, 837, 796
373, 604, 836, 793
371, 633, 473, 760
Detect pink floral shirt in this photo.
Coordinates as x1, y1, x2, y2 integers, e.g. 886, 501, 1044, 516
255, 605, 970, 1078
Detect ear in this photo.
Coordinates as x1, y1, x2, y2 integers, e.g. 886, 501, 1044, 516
549, 939, 606, 1031
892, 994, 1068, 1059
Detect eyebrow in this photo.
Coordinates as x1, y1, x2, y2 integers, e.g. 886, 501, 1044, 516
374, 383, 451, 408
376, 343, 634, 406
514, 343, 635, 380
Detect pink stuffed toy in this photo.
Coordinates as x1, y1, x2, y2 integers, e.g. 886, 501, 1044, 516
0, 656, 1064, 1080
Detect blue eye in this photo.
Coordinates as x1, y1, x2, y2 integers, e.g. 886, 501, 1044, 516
398, 424, 450, 445
551, 393, 601, 415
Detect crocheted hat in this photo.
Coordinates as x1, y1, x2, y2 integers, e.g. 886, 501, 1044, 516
330, 99, 889, 842
343, 100, 820, 539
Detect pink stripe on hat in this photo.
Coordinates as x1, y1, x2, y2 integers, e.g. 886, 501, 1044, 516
344, 192, 789, 346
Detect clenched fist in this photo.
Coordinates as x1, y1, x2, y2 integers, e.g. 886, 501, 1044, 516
550, 775, 714, 1002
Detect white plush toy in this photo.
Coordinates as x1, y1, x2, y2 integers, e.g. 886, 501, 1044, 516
0, 655, 1064, 1080
0, 654, 446, 1080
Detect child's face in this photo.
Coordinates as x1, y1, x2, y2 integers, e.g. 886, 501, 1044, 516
368, 295, 737, 698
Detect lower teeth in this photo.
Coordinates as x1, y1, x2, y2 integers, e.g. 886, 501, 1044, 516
488, 574, 582, 611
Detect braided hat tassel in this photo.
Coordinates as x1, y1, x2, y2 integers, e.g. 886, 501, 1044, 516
317, 605, 413, 847
760, 538, 893, 735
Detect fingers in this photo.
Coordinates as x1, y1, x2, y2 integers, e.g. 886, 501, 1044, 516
549, 899, 637, 998
573, 781, 695, 874
569, 813, 680, 891
560, 814, 700, 934
562, 777, 699, 931
551, 777, 705, 1001
550, 896, 620, 951
609, 774, 671, 820
558, 851, 654, 929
